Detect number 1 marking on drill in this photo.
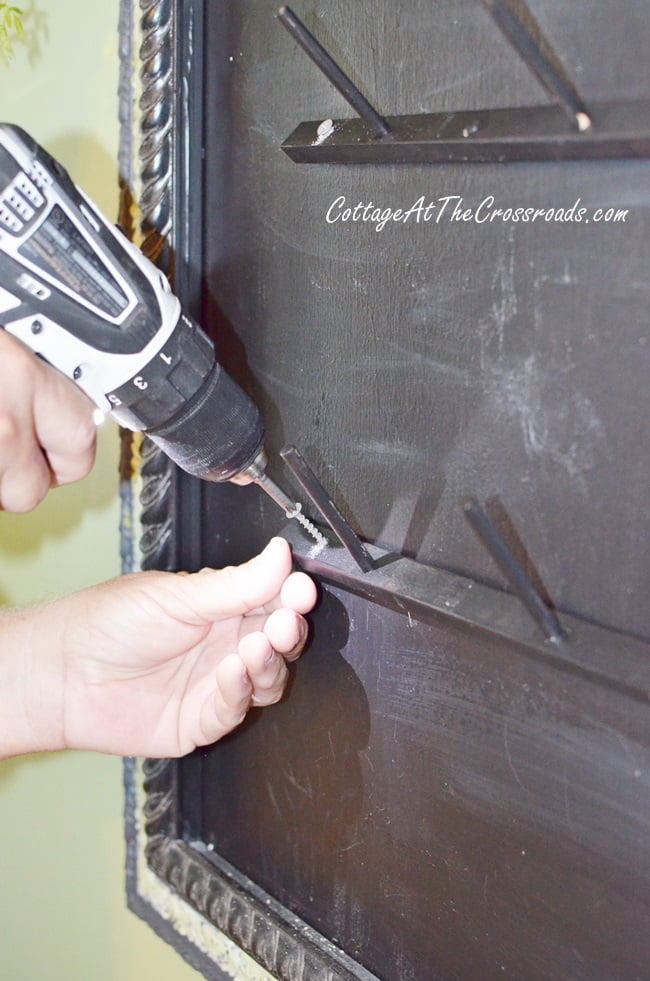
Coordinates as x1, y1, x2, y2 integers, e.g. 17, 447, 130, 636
159, 351, 172, 365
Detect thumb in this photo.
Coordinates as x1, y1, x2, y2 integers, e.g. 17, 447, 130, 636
177, 537, 294, 623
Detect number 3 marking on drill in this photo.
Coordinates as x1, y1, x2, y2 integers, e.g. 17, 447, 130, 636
133, 376, 148, 390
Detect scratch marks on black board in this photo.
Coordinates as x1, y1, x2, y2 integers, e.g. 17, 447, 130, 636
265, 779, 281, 818
284, 762, 314, 799
470, 246, 607, 487
348, 437, 428, 464
383, 339, 472, 383
562, 768, 579, 843
490, 236, 518, 351
418, 66, 490, 104
476, 229, 517, 369
484, 354, 606, 488
503, 720, 528, 792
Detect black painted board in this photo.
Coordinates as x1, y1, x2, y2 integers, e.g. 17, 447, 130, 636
177, 2, 650, 978
191, 584, 650, 981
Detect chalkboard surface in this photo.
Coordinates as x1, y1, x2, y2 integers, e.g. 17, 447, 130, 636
167, 1, 650, 978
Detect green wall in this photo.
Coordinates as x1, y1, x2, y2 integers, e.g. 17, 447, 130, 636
0, 4, 200, 978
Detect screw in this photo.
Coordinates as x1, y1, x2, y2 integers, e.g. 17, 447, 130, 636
31, 320, 43, 334
73, 366, 82, 380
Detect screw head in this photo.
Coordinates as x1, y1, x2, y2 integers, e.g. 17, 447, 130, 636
315, 118, 334, 143
31, 320, 43, 334
73, 366, 82, 380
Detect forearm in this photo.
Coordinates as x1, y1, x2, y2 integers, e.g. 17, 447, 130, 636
0, 605, 66, 758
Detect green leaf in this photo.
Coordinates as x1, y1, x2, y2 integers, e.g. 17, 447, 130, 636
0, 2, 24, 63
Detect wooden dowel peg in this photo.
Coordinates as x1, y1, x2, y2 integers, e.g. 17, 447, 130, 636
463, 497, 566, 643
277, 5, 391, 139
478, 0, 592, 131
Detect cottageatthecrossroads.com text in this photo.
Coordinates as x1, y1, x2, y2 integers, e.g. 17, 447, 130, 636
325, 195, 629, 232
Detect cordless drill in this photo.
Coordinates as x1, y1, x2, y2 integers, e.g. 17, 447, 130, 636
0, 122, 322, 539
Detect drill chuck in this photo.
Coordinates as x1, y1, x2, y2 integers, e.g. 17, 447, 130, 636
102, 303, 266, 482
145, 357, 265, 482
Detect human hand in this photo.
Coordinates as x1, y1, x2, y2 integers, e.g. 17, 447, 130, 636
44, 537, 317, 757
0, 330, 97, 511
